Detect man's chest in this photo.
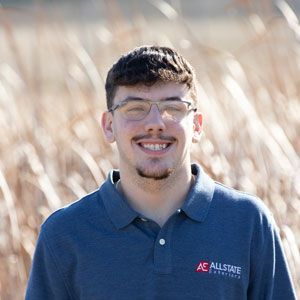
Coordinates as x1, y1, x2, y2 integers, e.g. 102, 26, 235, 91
62, 220, 251, 299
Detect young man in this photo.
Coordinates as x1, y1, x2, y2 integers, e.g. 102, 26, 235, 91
26, 46, 297, 299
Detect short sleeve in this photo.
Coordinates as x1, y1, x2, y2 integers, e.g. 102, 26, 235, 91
247, 215, 297, 300
25, 227, 73, 300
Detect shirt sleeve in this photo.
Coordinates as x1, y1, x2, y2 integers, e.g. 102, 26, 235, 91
25, 227, 73, 300
247, 216, 297, 300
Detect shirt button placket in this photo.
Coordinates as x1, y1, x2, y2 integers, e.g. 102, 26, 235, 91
154, 234, 171, 274
153, 215, 176, 275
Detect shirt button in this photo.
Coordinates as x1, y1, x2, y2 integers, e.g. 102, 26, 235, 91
159, 238, 166, 245
177, 208, 181, 213
140, 217, 147, 222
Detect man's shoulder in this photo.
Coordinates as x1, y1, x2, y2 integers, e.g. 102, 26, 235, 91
212, 181, 273, 221
194, 164, 271, 219
41, 189, 104, 235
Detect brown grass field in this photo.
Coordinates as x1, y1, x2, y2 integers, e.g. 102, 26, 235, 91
0, 0, 299, 299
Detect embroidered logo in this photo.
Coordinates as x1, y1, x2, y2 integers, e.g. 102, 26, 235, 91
195, 261, 210, 272
195, 260, 242, 279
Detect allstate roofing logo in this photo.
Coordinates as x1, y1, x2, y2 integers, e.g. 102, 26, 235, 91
195, 260, 242, 279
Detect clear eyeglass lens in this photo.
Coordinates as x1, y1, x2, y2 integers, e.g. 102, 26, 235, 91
120, 100, 189, 121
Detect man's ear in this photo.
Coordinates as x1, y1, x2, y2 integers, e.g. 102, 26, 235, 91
101, 111, 115, 143
192, 112, 203, 143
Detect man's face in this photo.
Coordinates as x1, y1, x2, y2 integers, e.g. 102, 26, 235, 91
102, 81, 202, 180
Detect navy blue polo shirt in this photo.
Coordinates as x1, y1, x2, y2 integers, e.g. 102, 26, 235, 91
26, 164, 296, 299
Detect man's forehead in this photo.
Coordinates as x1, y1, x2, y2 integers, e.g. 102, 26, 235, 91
114, 82, 190, 101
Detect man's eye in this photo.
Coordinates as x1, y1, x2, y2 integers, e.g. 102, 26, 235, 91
164, 105, 184, 112
127, 106, 147, 112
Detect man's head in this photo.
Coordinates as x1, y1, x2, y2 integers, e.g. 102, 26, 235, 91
105, 45, 198, 110
102, 45, 202, 182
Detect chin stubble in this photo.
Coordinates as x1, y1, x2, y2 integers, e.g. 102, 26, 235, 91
136, 166, 174, 180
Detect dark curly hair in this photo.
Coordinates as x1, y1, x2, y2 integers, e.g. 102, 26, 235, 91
105, 45, 198, 109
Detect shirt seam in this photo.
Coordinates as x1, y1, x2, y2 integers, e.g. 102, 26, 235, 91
43, 228, 76, 300
249, 220, 273, 283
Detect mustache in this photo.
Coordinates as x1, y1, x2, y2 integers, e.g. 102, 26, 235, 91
132, 134, 176, 142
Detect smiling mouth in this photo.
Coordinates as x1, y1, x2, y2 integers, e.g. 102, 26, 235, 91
133, 135, 175, 152
139, 143, 170, 151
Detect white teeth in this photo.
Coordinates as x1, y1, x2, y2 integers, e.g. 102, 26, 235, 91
142, 143, 168, 151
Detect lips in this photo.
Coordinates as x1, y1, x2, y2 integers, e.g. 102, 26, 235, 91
133, 134, 175, 153
136, 142, 172, 155
140, 143, 168, 151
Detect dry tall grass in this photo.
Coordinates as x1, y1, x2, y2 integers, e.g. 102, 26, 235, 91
0, 1, 299, 299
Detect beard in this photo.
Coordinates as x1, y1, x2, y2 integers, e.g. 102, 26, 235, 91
136, 158, 174, 180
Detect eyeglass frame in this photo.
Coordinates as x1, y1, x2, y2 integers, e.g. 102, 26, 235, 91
108, 97, 197, 121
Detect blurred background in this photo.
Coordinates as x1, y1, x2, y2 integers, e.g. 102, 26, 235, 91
0, 0, 299, 299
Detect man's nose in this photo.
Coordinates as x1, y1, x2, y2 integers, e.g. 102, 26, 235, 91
143, 104, 166, 132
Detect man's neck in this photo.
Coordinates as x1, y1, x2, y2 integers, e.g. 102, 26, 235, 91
118, 167, 193, 227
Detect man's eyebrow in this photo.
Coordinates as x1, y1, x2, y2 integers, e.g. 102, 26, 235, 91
122, 96, 184, 101
123, 96, 144, 101
164, 96, 183, 101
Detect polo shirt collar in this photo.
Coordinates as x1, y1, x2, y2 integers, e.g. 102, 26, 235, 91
100, 171, 138, 230
181, 164, 215, 222
100, 163, 215, 229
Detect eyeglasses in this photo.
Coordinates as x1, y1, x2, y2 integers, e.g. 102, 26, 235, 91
108, 99, 197, 121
